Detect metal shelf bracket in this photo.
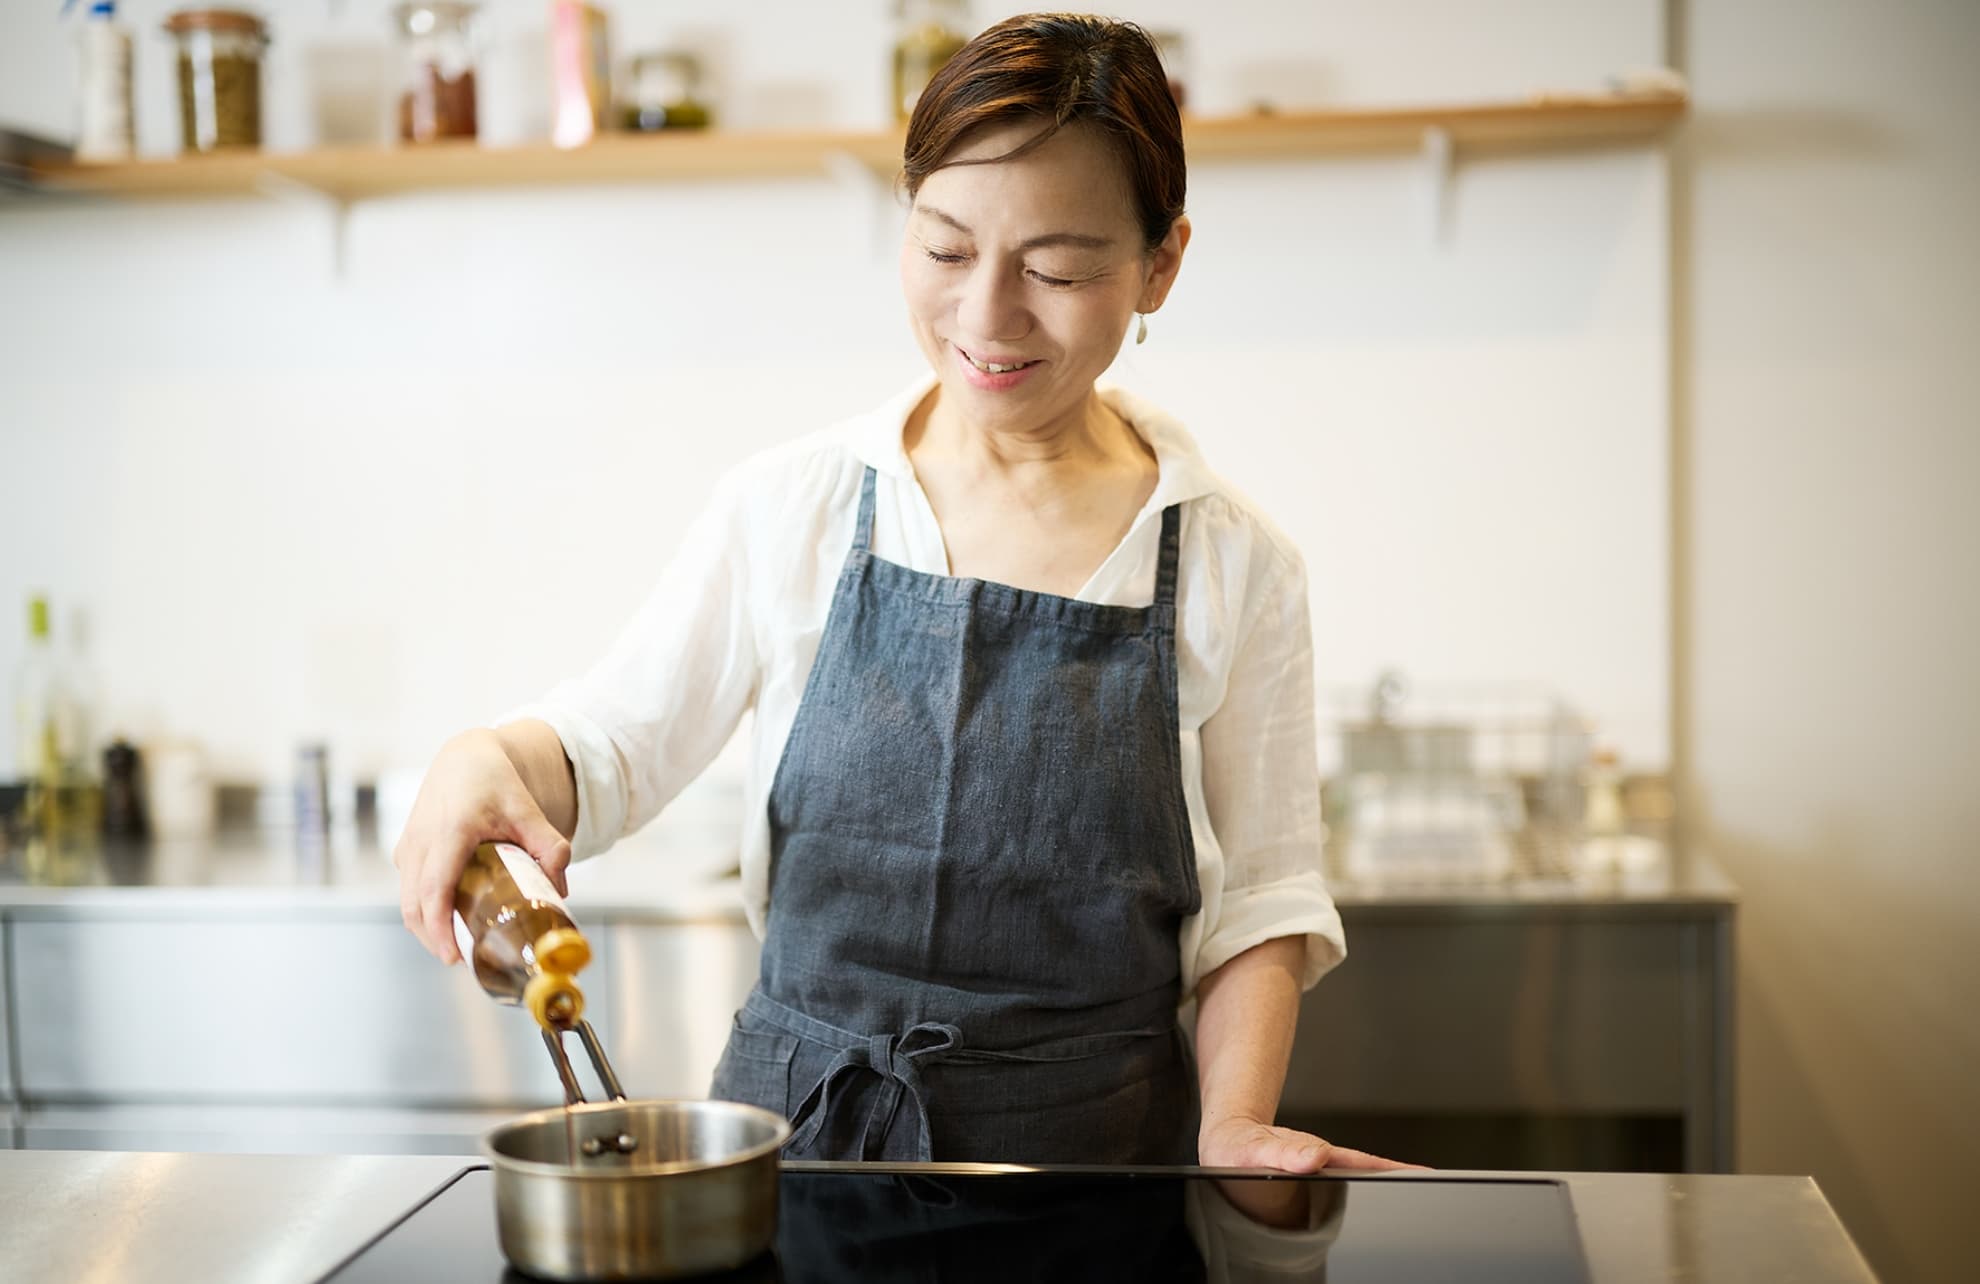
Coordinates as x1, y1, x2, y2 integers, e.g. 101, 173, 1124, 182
1420, 125, 1454, 247
821, 147, 900, 259
252, 169, 351, 280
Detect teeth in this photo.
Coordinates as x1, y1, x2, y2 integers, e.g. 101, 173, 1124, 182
967, 353, 1032, 374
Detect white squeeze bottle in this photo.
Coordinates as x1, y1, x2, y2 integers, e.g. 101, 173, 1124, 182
71, 0, 135, 161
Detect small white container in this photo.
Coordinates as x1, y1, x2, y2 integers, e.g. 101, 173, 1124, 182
146, 740, 214, 840
74, 0, 135, 161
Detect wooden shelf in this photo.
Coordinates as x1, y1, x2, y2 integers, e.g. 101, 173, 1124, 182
26, 93, 1685, 202
1186, 92, 1684, 156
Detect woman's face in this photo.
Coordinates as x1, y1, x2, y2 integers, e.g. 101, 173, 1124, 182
900, 119, 1187, 438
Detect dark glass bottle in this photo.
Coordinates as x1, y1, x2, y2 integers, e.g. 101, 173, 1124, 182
452, 841, 591, 1030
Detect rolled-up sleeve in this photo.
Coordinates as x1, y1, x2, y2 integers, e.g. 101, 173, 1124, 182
500, 466, 759, 862
1195, 545, 1345, 991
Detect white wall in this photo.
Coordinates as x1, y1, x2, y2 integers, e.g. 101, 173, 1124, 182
2, 1, 1670, 786
1680, 2, 1980, 1282
11, 3, 1976, 1279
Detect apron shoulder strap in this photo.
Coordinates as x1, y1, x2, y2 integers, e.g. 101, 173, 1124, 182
854, 466, 879, 554
1153, 503, 1183, 608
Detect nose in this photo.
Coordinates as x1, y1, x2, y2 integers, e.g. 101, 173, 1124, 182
955, 259, 1030, 344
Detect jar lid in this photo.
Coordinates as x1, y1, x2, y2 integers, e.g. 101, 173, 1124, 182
630, 50, 703, 75
163, 8, 266, 36
394, 2, 479, 29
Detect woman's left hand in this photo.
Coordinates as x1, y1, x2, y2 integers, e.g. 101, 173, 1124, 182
1198, 1116, 1427, 1172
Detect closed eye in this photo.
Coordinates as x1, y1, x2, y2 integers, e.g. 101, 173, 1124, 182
921, 244, 1094, 288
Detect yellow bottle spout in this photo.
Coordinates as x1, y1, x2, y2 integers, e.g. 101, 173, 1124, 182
524, 971, 585, 1031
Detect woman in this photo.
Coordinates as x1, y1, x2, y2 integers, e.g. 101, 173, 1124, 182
396, 14, 1405, 1173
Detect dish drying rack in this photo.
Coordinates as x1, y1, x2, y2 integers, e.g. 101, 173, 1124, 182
1318, 672, 1597, 885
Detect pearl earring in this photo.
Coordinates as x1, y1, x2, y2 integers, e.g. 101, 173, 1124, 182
1135, 313, 1148, 345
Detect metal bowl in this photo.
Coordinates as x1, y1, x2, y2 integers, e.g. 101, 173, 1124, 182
483, 1098, 791, 1281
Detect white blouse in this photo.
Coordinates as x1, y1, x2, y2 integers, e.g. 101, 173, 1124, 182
506, 378, 1346, 996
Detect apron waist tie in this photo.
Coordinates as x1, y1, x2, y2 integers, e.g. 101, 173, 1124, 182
786, 1020, 962, 1162
742, 988, 1180, 1162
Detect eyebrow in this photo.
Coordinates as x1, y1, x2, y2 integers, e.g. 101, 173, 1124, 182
915, 204, 1117, 252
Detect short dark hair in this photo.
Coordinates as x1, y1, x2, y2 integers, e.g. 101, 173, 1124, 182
902, 13, 1186, 251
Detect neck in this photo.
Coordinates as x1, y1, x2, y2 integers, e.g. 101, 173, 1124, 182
910, 388, 1142, 482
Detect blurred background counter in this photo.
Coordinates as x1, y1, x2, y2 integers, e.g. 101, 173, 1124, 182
0, 825, 1732, 1175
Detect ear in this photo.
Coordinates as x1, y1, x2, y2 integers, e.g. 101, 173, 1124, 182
1138, 214, 1192, 314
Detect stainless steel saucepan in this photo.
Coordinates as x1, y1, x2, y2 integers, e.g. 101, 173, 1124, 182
482, 1020, 792, 1281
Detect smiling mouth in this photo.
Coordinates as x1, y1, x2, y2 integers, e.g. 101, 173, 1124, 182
958, 347, 1040, 375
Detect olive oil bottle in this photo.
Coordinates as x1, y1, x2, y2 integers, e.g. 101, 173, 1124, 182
452, 841, 591, 1031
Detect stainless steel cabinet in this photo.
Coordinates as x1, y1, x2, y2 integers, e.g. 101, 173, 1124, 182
0, 885, 1731, 1169
1284, 906, 1733, 1171
603, 921, 761, 1101
11, 912, 608, 1109
2, 920, 14, 1102
2, 920, 13, 1148
0, 906, 761, 1156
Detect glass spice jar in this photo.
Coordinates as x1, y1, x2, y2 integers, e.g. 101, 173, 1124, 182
393, 2, 479, 143
163, 8, 267, 152
892, 0, 969, 124
622, 50, 711, 132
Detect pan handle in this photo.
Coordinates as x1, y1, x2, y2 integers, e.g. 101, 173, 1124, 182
540, 1020, 629, 1106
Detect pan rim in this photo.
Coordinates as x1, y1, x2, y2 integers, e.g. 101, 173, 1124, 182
481, 1096, 792, 1180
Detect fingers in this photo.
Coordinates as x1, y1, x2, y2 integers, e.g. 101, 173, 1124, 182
1203, 1121, 1325, 1171
419, 843, 465, 965
393, 832, 447, 963
1258, 1128, 1329, 1173
394, 836, 424, 953
505, 798, 573, 897
1212, 1121, 1430, 1173
1318, 1145, 1432, 1172
397, 813, 570, 967
393, 730, 563, 966
395, 823, 468, 966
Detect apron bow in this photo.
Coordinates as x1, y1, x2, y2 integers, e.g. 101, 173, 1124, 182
786, 1020, 964, 1162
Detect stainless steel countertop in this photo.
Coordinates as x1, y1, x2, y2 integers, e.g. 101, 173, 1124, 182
0, 1151, 1870, 1283
0, 829, 1735, 919
0, 1149, 470, 1284
1563, 1170, 1875, 1283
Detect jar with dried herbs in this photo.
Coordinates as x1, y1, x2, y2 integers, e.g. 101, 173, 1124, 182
163, 8, 267, 152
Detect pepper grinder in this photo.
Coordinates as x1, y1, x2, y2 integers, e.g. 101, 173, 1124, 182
101, 738, 146, 841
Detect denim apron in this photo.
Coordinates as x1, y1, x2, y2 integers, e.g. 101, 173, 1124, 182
710, 467, 1202, 1163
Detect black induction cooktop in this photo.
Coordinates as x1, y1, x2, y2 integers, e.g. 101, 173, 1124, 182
322, 1164, 1591, 1283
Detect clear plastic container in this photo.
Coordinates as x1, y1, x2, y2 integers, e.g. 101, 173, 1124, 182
394, 2, 479, 143
162, 8, 267, 152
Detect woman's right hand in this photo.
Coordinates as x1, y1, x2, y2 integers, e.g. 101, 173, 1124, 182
393, 727, 574, 964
